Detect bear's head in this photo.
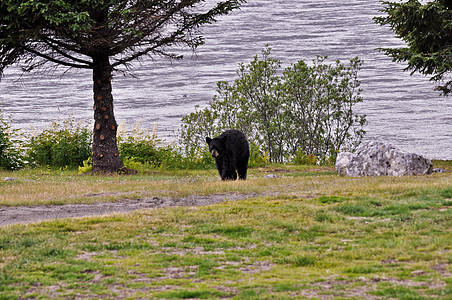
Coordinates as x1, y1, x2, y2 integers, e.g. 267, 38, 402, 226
206, 136, 226, 159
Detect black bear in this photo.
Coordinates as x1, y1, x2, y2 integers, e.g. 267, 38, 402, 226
206, 130, 250, 180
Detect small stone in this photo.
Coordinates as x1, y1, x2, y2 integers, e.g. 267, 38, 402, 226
264, 174, 278, 179
4, 177, 18, 181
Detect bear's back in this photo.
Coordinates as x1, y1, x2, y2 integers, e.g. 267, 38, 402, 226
221, 130, 249, 161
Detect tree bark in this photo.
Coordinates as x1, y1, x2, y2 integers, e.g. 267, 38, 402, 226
91, 54, 125, 174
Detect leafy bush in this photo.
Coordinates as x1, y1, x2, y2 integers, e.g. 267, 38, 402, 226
248, 141, 269, 168
180, 46, 366, 164
179, 106, 219, 160
118, 122, 215, 170
292, 150, 318, 166
26, 118, 92, 168
283, 56, 366, 162
117, 122, 161, 167
0, 111, 24, 170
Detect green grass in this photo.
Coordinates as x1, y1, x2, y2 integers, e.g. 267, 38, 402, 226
0, 165, 451, 298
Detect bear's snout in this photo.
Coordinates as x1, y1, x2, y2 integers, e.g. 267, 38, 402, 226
211, 149, 220, 158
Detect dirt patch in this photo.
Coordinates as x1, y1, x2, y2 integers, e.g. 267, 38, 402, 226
238, 260, 274, 274
294, 276, 447, 299
0, 192, 260, 226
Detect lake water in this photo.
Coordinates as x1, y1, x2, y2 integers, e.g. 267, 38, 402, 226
1, 0, 451, 159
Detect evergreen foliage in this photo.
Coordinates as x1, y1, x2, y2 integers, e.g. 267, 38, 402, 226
0, 0, 245, 173
374, 0, 452, 95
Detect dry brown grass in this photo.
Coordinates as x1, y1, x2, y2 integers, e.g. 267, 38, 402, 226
1, 166, 452, 207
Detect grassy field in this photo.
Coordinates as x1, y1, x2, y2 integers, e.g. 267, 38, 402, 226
0, 163, 451, 299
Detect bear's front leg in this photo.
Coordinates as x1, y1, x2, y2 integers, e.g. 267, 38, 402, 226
215, 159, 223, 178
221, 161, 237, 181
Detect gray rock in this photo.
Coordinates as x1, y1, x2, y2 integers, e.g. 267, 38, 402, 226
336, 141, 433, 177
264, 174, 278, 179
4, 177, 18, 181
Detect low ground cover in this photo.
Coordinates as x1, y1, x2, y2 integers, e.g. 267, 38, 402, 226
0, 164, 451, 299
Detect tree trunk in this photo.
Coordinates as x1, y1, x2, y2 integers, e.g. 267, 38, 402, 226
91, 54, 125, 174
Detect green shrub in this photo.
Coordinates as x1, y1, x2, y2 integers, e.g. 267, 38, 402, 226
117, 122, 161, 167
248, 141, 268, 168
179, 105, 220, 161
26, 118, 92, 168
118, 122, 215, 170
170, 145, 215, 170
122, 157, 151, 172
292, 150, 318, 166
180, 46, 366, 164
0, 111, 24, 170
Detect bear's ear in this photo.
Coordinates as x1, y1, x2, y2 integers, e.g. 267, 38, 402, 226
206, 137, 212, 144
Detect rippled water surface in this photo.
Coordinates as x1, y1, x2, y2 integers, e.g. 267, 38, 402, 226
1, 0, 451, 159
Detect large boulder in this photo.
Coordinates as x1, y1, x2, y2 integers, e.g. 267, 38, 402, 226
336, 141, 433, 177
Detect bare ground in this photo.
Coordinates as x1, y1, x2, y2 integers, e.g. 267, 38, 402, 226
0, 192, 260, 226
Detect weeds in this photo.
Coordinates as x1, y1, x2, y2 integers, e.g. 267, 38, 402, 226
0, 111, 23, 170
26, 117, 92, 168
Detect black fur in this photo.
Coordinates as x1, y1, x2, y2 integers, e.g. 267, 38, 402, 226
206, 130, 250, 180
